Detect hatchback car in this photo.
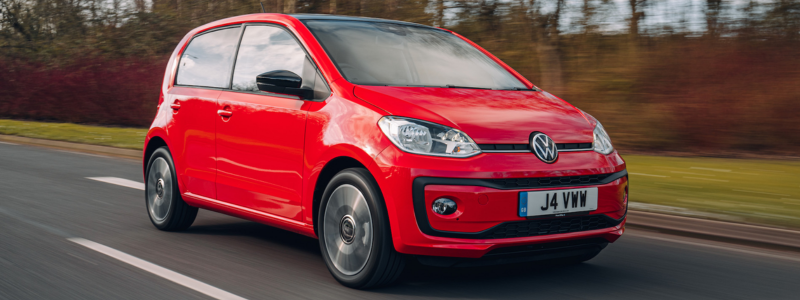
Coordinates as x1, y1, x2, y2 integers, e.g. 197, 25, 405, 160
143, 13, 628, 289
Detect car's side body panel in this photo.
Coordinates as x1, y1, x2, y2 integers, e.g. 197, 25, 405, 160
166, 87, 221, 199
215, 91, 309, 220
299, 91, 393, 222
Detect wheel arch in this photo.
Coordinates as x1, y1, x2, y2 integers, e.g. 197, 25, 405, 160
143, 134, 169, 177
311, 156, 372, 236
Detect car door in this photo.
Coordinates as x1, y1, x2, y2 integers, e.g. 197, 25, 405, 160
168, 25, 241, 200
215, 24, 328, 220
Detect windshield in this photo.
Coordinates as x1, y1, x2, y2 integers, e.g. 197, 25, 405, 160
304, 20, 527, 90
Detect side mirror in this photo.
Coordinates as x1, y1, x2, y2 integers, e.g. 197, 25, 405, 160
256, 70, 313, 100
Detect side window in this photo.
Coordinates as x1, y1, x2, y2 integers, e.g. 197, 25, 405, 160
176, 27, 241, 88
231, 25, 330, 100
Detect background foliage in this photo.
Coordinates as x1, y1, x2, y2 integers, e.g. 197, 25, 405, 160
1, 0, 798, 155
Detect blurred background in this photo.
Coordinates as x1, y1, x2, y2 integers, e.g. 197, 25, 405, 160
0, 0, 798, 228
2, 0, 800, 153
1, 2, 800, 298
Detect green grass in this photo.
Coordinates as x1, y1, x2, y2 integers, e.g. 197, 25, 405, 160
624, 154, 800, 229
0, 119, 146, 150
2, 119, 799, 229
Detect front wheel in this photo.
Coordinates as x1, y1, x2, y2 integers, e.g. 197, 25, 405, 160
145, 147, 197, 231
318, 168, 405, 289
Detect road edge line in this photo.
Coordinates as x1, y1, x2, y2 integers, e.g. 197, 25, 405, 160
68, 238, 247, 300
0, 134, 140, 159
627, 210, 800, 253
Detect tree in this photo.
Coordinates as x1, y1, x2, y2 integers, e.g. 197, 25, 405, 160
705, 0, 723, 38
629, 0, 645, 38
516, 0, 565, 93
434, 0, 444, 27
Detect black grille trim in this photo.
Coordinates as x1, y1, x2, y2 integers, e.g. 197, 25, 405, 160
411, 170, 628, 239
486, 215, 621, 239
478, 143, 592, 152
488, 173, 613, 189
558, 143, 593, 150
479, 144, 530, 151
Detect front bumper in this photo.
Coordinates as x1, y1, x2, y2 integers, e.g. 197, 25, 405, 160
371, 146, 628, 258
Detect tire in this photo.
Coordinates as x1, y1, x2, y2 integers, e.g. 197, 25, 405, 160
318, 168, 405, 289
145, 147, 198, 231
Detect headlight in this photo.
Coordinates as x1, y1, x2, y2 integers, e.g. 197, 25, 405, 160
593, 122, 614, 154
378, 116, 481, 157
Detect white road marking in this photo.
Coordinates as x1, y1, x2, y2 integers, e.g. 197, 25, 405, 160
628, 232, 800, 263
629, 172, 668, 178
690, 167, 731, 172
0, 141, 18, 145
56, 150, 111, 159
732, 189, 791, 197
68, 238, 247, 300
683, 176, 729, 182
87, 177, 144, 190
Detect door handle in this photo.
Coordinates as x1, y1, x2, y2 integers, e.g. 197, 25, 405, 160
170, 103, 181, 110
217, 110, 233, 117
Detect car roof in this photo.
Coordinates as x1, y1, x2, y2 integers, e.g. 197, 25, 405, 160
289, 14, 439, 30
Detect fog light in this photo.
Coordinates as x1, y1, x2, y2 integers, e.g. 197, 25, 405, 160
432, 198, 457, 215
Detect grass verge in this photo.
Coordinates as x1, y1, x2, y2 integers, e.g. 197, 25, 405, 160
0, 119, 146, 150
624, 155, 800, 229
2, 119, 798, 229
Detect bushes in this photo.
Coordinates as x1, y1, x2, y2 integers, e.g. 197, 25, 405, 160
0, 57, 165, 127
552, 38, 800, 155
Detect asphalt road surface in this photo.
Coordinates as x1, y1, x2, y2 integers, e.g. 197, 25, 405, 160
1, 141, 799, 300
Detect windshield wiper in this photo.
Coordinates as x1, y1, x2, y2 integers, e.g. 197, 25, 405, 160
502, 87, 539, 91
380, 84, 528, 91
444, 84, 491, 90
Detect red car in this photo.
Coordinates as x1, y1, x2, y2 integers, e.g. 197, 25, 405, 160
143, 13, 627, 289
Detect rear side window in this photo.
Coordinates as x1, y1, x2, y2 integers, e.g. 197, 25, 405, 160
176, 27, 241, 88
231, 25, 330, 100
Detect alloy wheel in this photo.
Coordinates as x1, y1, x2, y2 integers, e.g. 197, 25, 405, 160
147, 157, 173, 223
323, 184, 374, 275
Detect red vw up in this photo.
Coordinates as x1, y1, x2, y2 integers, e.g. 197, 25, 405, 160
143, 14, 627, 289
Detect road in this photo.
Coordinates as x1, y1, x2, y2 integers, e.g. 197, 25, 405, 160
1, 141, 799, 299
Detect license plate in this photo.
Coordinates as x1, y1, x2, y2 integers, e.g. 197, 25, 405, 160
519, 188, 598, 217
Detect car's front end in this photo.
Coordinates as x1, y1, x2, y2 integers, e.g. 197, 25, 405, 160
362, 88, 628, 266
301, 16, 627, 266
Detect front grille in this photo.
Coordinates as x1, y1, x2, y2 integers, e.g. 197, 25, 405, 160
478, 143, 592, 152
488, 173, 612, 189
557, 143, 593, 150
487, 215, 618, 239
478, 144, 529, 151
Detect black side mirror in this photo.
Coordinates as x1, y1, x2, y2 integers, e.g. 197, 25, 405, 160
256, 70, 313, 100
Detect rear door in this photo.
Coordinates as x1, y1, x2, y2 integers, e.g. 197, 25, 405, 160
215, 24, 327, 220
168, 25, 241, 200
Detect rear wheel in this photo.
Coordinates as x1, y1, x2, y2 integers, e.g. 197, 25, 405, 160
318, 168, 405, 289
145, 147, 197, 231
